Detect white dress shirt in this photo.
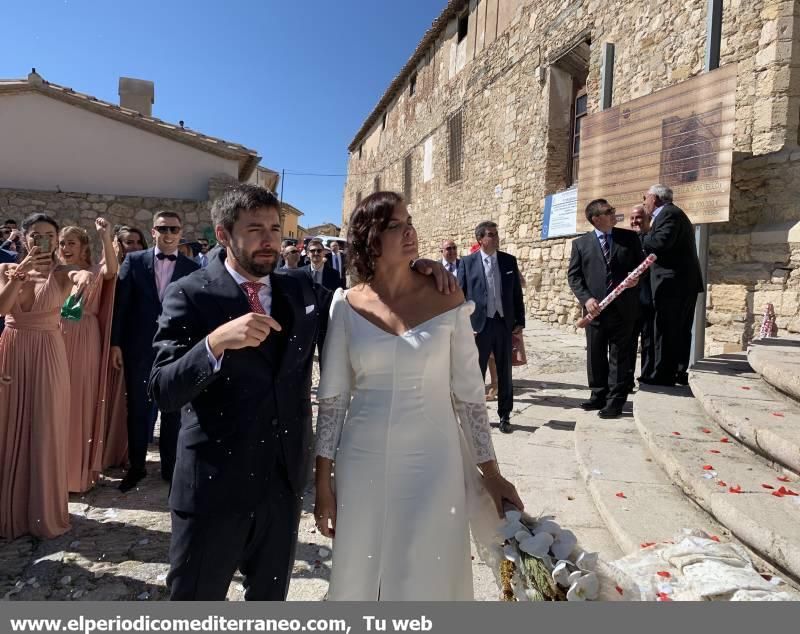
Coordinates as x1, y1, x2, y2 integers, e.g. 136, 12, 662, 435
153, 247, 178, 301
309, 261, 325, 285
442, 258, 458, 275
205, 259, 272, 370
652, 204, 665, 220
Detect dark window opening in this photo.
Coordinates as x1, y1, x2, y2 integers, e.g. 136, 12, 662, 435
403, 154, 413, 203
569, 86, 587, 185
457, 13, 469, 43
358, 144, 363, 159
382, 111, 387, 130
409, 73, 417, 97
447, 109, 464, 184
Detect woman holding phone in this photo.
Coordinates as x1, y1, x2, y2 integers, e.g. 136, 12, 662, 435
58, 219, 119, 493
0, 213, 93, 539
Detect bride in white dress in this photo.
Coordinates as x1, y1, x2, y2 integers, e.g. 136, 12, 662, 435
314, 192, 523, 600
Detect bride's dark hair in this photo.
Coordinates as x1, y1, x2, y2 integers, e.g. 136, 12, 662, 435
346, 191, 403, 283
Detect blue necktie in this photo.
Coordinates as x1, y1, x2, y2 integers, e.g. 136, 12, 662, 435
599, 234, 613, 296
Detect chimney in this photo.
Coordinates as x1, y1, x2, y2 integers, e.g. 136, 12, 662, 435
118, 77, 154, 116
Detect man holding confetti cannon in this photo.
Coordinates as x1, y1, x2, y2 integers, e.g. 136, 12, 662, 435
568, 199, 647, 419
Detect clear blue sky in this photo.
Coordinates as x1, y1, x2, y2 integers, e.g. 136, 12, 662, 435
0, 0, 444, 229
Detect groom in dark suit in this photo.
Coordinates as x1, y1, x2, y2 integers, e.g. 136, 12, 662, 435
149, 185, 320, 600
458, 221, 525, 433
110, 210, 199, 492
568, 199, 645, 418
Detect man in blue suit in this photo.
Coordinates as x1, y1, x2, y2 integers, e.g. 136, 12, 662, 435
110, 210, 199, 492
458, 221, 525, 433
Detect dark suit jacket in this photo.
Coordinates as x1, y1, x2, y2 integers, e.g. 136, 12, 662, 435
457, 250, 525, 334
642, 203, 704, 298
148, 251, 320, 515
110, 248, 199, 371
326, 253, 347, 287
567, 228, 645, 321
303, 263, 343, 291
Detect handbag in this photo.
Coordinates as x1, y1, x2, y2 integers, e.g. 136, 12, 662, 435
511, 332, 527, 366
60, 293, 84, 321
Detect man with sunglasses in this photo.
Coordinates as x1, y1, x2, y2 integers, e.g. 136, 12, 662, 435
568, 199, 645, 419
441, 239, 460, 275
111, 210, 200, 492
301, 239, 341, 370
281, 244, 301, 269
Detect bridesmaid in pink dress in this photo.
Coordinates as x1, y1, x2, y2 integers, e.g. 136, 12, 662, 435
102, 226, 146, 469
0, 213, 93, 539
58, 219, 119, 493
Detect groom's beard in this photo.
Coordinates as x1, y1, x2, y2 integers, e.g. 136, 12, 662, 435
230, 243, 277, 277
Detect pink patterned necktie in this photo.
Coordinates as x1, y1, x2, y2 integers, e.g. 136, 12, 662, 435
240, 282, 266, 314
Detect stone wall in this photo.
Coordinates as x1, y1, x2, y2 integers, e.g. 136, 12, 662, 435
342, 0, 800, 352
0, 187, 213, 252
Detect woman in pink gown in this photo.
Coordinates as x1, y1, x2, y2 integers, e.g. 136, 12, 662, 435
102, 226, 146, 469
0, 213, 93, 539
58, 219, 118, 493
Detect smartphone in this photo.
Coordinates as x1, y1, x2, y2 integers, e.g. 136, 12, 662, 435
33, 235, 51, 252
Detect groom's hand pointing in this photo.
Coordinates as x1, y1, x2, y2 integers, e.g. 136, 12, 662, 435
208, 313, 282, 358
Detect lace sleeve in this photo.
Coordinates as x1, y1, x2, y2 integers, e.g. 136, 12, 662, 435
315, 394, 349, 460
453, 396, 496, 464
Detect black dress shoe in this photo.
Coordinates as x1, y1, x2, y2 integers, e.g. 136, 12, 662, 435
598, 405, 624, 419
498, 417, 513, 434
638, 376, 675, 387
118, 468, 147, 493
580, 399, 606, 411
675, 373, 689, 386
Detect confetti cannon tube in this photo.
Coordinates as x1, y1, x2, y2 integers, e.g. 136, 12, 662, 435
577, 254, 657, 328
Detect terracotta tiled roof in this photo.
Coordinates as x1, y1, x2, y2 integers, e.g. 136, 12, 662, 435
0, 73, 261, 181
281, 201, 304, 217
347, 0, 468, 152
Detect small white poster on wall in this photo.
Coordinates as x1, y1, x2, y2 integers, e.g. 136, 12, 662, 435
541, 186, 579, 239
423, 137, 434, 182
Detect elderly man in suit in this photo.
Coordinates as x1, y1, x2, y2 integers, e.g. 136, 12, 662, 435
458, 221, 525, 433
641, 184, 704, 386
110, 210, 200, 492
149, 184, 319, 600
327, 240, 347, 288
568, 199, 645, 418
441, 238, 460, 275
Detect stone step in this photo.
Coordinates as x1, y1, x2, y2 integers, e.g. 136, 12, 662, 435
689, 354, 800, 475
574, 412, 730, 555
633, 384, 800, 583
748, 336, 800, 403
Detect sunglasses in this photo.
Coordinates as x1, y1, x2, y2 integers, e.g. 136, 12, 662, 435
308, 248, 323, 254
444, 246, 457, 251
153, 226, 181, 234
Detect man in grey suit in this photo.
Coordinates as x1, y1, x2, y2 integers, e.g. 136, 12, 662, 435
641, 184, 704, 386
458, 221, 525, 433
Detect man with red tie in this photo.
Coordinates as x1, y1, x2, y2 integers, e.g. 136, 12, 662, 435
149, 185, 320, 600
110, 211, 199, 492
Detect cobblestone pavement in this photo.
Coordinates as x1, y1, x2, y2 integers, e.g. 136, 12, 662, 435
1, 321, 589, 602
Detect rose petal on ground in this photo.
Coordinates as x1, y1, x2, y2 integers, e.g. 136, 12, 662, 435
709, 450, 721, 454
615, 585, 624, 595
740, 386, 751, 390
772, 490, 785, 498
640, 542, 656, 548
672, 432, 681, 436
703, 465, 714, 470
718, 480, 727, 487
729, 485, 742, 493
615, 492, 626, 499
656, 571, 671, 578
777, 476, 791, 482
720, 437, 730, 443
657, 593, 673, 602
701, 428, 712, 434
772, 412, 785, 417
710, 536, 721, 542
762, 484, 775, 489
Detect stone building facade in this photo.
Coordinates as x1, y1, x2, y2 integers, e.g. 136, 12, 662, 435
342, 0, 800, 353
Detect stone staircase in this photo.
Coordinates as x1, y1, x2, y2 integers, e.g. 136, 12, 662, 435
574, 336, 800, 587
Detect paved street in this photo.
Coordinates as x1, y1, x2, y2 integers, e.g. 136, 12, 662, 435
1, 320, 614, 602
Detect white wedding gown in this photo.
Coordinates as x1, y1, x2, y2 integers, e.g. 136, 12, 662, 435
315, 289, 499, 601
